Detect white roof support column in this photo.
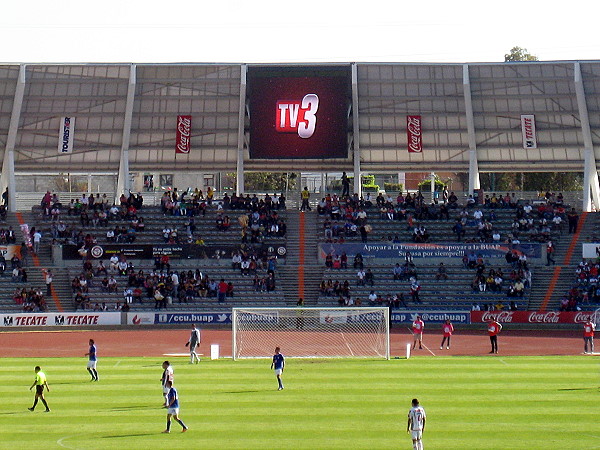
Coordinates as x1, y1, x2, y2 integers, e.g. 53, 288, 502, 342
116, 64, 136, 202
574, 62, 599, 212
351, 63, 362, 197
1, 64, 26, 212
463, 64, 480, 195
236, 64, 247, 196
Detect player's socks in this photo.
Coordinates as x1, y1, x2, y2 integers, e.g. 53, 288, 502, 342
32, 399, 38, 409
41, 399, 49, 410
176, 419, 187, 430
166, 419, 171, 432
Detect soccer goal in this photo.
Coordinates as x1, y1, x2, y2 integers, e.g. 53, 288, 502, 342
232, 307, 390, 360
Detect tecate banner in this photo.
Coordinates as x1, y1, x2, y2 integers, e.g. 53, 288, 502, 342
176, 115, 191, 154
520, 114, 537, 149
392, 311, 471, 324
58, 117, 75, 153
471, 310, 597, 324
407, 115, 423, 153
0, 312, 120, 327
154, 312, 232, 324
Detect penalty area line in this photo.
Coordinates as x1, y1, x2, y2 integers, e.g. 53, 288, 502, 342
405, 327, 436, 356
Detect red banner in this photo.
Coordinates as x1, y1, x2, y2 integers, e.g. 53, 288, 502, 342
407, 115, 422, 153
176, 115, 192, 154
471, 310, 596, 325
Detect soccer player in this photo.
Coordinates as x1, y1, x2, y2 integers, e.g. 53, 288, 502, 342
488, 319, 502, 354
270, 347, 285, 390
185, 324, 201, 364
407, 398, 426, 450
162, 381, 188, 433
161, 361, 174, 407
412, 316, 424, 350
440, 319, 454, 350
28, 366, 50, 412
85, 338, 99, 381
583, 319, 595, 354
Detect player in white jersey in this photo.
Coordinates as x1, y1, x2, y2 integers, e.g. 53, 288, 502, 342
407, 398, 426, 450
161, 361, 174, 407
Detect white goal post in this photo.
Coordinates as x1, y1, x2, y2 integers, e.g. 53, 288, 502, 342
232, 307, 390, 360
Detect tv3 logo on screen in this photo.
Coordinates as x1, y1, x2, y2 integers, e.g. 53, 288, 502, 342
276, 94, 319, 138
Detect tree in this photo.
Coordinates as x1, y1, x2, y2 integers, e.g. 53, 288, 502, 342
227, 172, 297, 193
504, 46, 539, 62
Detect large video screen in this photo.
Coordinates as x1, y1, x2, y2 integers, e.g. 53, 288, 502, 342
248, 66, 351, 159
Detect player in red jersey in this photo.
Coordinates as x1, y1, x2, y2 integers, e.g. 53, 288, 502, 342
487, 319, 502, 354
412, 316, 424, 350
440, 319, 454, 350
583, 320, 595, 354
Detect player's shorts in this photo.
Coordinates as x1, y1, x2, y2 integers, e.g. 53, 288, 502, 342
87, 360, 97, 369
411, 430, 423, 440
189, 344, 198, 352
274, 368, 283, 376
163, 386, 170, 394
413, 332, 423, 340
36, 385, 44, 395
167, 407, 179, 416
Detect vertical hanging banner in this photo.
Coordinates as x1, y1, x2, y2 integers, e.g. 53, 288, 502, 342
407, 115, 422, 153
521, 114, 537, 149
176, 115, 192, 154
58, 117, 75, 153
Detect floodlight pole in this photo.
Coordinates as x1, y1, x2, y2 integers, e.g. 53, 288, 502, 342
1, 64, 25, 212
463, 64, 480, 196
351, 63, 362, 198
236, 64, 247, 197
116, 64, 136, 203
574, 62, 600, 212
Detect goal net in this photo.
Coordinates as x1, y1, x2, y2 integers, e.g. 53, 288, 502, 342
232, 307, 390, 360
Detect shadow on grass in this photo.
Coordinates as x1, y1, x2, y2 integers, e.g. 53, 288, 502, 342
557, 387, 599, 391
101, 433, 154, 439
109, 405, 157, 411
221, 390, 264, 394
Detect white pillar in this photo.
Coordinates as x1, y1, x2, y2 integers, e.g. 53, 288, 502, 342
351, 63, 362, 197
463, 64, 480, 195
574, 62, 600, 212
1, 64, 26, 212
236, 64, 247, 196
116, 64, 136, 203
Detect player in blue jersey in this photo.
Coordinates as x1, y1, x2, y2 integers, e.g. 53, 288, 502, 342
162, 381, 188, 433
270, 346, 285, 390
85, 339, 98, 381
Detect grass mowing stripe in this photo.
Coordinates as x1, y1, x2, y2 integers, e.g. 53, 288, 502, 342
0, 356, 597, 449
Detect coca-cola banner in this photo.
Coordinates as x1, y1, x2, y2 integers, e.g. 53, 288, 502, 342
176, 115, 192, 154
520, 114, 537, 149
407, 115, 422, 153
471, 310, 597, 325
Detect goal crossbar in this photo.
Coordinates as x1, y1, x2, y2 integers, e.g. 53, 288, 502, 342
232, 307, 390, 360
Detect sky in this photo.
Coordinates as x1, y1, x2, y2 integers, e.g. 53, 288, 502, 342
1, 0, 598, 64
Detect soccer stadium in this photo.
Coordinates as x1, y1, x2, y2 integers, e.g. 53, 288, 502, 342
0, 61, 598, 449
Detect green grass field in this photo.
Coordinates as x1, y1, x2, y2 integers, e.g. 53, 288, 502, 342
0, 356, 598, 449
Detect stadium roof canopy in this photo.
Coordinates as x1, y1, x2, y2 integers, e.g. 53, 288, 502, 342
1, 61, 599, 209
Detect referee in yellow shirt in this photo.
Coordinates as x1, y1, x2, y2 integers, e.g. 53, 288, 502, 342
28, 366, 50, 412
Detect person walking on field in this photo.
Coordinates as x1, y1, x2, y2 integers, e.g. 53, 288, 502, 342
28, 366, 50, 412
407, 398, 426, 450
440, 319, 454, 350
185, 324, 201, 364
488, 319, 502, 354
583, 319, 595, 354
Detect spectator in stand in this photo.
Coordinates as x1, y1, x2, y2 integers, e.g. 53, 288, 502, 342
567, 208, 579, 234
435, 263, 448, 281
33, 229, 42, 254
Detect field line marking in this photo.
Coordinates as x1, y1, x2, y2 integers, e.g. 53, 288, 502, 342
113, 360, 121, 367
422, 343, 436, 357
57, 435, 77, 449
499, 359, 509, 365
340, 332, 355, 357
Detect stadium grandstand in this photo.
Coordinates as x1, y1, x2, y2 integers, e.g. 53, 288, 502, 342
0, 60, 599, 324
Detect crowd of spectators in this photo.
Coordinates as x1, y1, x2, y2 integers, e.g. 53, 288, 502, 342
13, 287, 47, 312
560, 260, 600, 311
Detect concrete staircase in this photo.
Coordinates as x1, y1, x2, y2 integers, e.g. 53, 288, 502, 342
280, 209, 322, 305
528, 212, 599, 310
